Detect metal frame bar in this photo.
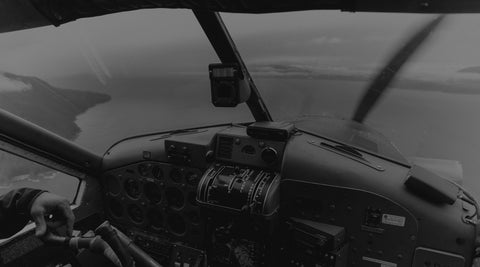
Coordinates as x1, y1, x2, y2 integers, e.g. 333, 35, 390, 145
0, 139, 86, 179
193, 10, 273, 122
0, 108, 102, 177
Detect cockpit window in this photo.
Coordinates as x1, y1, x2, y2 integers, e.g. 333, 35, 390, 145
222, 11, 480, 199
0, 150, 79, 203
0, 9, 251, 155
2, 9, 480, 201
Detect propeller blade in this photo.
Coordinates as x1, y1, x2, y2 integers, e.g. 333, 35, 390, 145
352, 15, 446, 123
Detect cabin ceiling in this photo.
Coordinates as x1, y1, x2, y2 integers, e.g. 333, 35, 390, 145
1, 0, 480, 33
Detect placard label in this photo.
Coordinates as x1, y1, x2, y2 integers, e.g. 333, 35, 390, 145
382, 214, 406, 227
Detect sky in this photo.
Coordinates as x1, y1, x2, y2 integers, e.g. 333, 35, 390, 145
0, 9, 480, 84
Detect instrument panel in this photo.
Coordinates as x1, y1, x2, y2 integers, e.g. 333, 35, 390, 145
100, 123, 476, 267
102, 161, 204, 246
281, 180, 419, 266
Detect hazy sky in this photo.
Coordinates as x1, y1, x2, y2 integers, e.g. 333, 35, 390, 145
0, 9, 480, 82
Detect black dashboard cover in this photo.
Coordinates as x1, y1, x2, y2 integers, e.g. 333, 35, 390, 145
405, 165, 459, 205
247, 121, 294, 141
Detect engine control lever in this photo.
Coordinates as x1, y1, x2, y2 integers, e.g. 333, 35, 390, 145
41, 232, 122, 266
95, 221, 135, 267
111, 225, 163, 267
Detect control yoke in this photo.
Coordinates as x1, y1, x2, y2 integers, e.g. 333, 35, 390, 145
42, 221, 162, 267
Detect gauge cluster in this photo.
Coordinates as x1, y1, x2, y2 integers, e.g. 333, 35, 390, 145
100, 124, 289, 265
102, 161, 204, 246
99, 123, 476, 267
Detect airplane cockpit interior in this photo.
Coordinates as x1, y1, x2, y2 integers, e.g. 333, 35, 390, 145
0, 1, 480, 267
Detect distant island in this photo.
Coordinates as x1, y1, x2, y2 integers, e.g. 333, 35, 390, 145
0, 72, 111, 139
458, 66, 480, 74
251, 63, 480, 95
0, 72, 111, 186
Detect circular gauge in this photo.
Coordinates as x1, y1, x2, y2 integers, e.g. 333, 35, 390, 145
109, 198, 123, 218
261, 147, 278, 164
147, 208, 163, 229
127, 204, 144, 223
187, 211, 200, 224
166, 187, 184, 210
167, 213, 186, 235
152, 165, 163, 179
144, 182, 162, 204
137, 164, 151, 177
185, 172, 198, 186
170, 168, 183, 183
124, 178, 141, 199
188, 192, 198, 206
105, 175, 121, 195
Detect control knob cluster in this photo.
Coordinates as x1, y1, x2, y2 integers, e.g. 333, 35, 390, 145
261, 147, 278, 165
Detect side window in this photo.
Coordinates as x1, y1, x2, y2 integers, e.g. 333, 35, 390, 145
0, 150, 80, 203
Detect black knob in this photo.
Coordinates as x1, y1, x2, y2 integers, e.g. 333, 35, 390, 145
205, 150, 214, 162
261, 147, 278, 164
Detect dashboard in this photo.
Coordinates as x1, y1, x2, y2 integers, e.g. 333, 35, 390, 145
100, 122, 476, 267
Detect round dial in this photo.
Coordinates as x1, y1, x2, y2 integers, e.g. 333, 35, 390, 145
170, 168, 183, 183
127, 204, 144, 223
167, 213, 186, 235
137, 163, 150, 177
124, 178, 141, 199
186, 172, 199, 185
166, 187, 185, 209
261, 147, 278, 164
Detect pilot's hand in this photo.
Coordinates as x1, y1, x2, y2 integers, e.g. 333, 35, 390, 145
473, 257, 480, 267
30, 192, 75, 237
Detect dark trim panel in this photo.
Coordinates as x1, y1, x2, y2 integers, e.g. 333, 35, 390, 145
0, 0, 50, 33
1, 0, 480, 34
0, 109, 102, 176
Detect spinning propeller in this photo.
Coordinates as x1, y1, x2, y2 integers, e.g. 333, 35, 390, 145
352, 15, 446, 123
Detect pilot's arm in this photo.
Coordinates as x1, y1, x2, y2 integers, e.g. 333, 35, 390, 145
0, 188, 74, 239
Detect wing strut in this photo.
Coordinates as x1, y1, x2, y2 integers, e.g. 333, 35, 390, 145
193, 10, 273, 122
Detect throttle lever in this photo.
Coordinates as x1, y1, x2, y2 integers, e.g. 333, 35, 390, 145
41, 232, 122, 266
111, 225, 163, 267
96, 221, 135, 267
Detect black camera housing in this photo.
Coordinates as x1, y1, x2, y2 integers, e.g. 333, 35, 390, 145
209, 63, 251, 107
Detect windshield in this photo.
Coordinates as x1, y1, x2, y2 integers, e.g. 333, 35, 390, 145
223, 12, 480, 198
0, 9, 251, 154
1, 10, 480, 200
